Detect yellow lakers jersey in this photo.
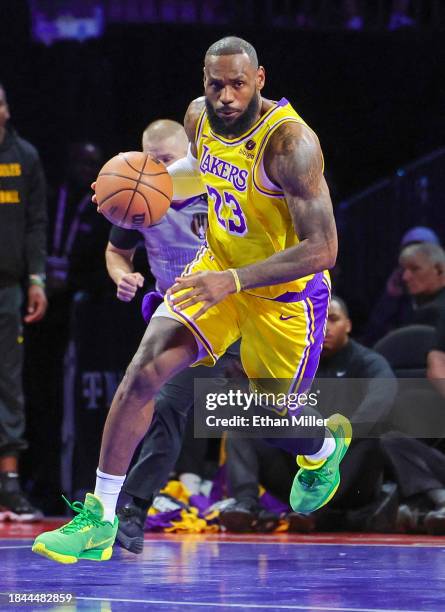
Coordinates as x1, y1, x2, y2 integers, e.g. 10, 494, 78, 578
196, 98, 326, 300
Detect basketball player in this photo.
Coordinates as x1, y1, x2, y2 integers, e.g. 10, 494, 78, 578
33, 37, 351, 563
106, 118, 237, 553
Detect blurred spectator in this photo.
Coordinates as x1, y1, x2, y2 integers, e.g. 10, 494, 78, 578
24, 140, 109, 514
0, 82, 47, 521
379, 264, 445, 535
399, 242, 445, 328
221, 296, 398, 533
363, 226, 440, 345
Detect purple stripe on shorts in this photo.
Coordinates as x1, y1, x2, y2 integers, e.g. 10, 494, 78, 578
288, 298, 314, 396
288, 282, 330, 398
274, 273, 323, 302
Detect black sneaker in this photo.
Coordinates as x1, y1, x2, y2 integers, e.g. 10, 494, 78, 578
116, 503, 146, 554
0, 473, 43, 522
219, 499, 259, 533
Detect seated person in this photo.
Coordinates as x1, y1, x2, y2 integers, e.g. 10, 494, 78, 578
363, 227, 441, 345
221, 296, 397, 532
399, 242, 445, 329
387, 314, 445, 534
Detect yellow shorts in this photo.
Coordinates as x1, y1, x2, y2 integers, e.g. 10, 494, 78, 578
165, 244, 331, 395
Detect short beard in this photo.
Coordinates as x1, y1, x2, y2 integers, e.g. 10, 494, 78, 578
205, 93, 261, 138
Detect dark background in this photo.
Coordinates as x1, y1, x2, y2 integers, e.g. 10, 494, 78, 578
0, 2, 443, 198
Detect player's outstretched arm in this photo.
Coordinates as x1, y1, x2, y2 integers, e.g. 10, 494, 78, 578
165, 98, 206, 200
237, 122, 337, 290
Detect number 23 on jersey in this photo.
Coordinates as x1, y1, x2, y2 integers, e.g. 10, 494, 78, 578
207, 186, 248, 236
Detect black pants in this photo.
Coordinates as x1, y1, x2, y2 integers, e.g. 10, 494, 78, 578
0, 285, 27, 457
330, 438, 383, 510
381, 432, 445, 499
226, 436, 296, 503
225, 436, 382, 511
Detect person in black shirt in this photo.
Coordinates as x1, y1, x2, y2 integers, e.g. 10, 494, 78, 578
0, 82, 47, 520
371, 246, 445, 535
318, 296, 397, 437
387, 304, 445, 534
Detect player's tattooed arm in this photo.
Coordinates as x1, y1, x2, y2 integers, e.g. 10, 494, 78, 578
236, 122, 337, 290
184, 97, 206, 156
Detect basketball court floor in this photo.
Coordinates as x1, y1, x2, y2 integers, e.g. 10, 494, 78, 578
1, 520, 444, 611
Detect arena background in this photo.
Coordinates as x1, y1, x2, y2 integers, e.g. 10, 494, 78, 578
4, 7, 445, 609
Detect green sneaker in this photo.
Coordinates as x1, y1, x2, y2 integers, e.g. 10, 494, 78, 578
290, 413, 352, 514
32, 493, 118, 564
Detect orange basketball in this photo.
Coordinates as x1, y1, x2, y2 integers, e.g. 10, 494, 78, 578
95, 151, 173, 229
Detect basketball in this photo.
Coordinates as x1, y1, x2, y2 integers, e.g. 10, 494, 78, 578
95, 151, 173, 229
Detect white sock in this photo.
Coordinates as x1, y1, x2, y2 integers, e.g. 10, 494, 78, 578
94, 469, 126, 522
304, 430, 336, 462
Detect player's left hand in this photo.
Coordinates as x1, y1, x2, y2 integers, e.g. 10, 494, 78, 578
25, 285, 48, 324
166, 271, 236, 320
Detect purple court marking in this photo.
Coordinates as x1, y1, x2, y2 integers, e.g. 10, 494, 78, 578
1, 536, 445, 611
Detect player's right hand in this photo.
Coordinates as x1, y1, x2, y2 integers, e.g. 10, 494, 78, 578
116, 272, 144, 302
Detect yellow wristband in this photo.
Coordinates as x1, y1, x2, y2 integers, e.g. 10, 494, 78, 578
228, 268, 242, 293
